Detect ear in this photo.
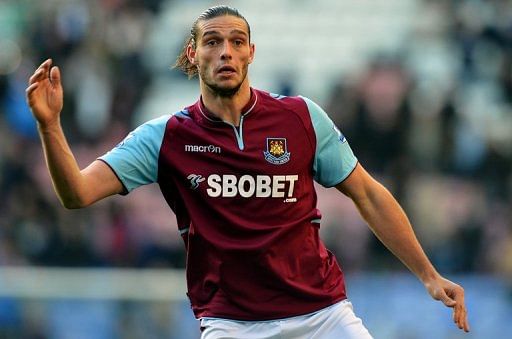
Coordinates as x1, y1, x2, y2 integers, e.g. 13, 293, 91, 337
186, 44, 197, 65
248, 43, 255, 64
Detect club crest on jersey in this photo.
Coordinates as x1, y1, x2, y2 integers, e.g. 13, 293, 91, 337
264, 138, 290, 165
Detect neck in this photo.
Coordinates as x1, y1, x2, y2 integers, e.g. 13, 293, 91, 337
200, 80, 251, 126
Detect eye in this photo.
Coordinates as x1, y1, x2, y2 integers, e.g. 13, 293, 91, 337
206, 40, 218, 46
234, 40, 244, 46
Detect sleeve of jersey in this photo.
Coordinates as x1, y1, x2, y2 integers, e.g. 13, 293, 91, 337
98, 115, 169, 193
302, 96, 358, 187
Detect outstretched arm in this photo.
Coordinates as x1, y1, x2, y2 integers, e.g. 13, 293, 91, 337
26, 59, 123, 208
336, 163, 470, 332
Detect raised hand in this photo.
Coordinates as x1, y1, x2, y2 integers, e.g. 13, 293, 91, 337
26, 59, 63, 128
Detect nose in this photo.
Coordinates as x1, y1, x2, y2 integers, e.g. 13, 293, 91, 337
220, 40, 233, 60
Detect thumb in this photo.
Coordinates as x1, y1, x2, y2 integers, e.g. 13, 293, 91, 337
50, 66, 61, 87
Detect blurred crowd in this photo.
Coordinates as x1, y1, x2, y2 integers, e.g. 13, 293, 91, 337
0, 0, 511, 287
323, 0, 512, 280
0, 0, 184, 269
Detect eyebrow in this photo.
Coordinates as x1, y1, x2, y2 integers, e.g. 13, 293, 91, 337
201, 29, 249, 39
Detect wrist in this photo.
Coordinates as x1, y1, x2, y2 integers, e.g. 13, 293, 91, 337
418, 268, 441, 285
37, 118, 61, 132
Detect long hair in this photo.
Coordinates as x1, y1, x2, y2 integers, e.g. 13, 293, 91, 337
173, 6, 251, 78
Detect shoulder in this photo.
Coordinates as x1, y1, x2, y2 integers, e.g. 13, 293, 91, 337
256, 89, 309, 111
255, 89, 326, 117
135, 109, 193, 136
255, 90, 317, 147
259, 90, 329, 126
120, 110, 188, 148
141, 114, 173, 129
255, 90, 314, 125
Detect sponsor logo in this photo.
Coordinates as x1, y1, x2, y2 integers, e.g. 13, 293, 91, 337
207, 174, 298, 199
186, 173, 299, 200
187, 174, 205, 189
263, 138, 290, 165
184, 144, 221, 153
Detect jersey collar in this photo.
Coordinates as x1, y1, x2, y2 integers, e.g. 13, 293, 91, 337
195, 88, 258, 125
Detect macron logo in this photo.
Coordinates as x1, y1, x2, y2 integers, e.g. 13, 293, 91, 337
185, 144, 222, 153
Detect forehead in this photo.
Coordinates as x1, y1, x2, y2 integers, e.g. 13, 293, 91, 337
197, 15, 249, 38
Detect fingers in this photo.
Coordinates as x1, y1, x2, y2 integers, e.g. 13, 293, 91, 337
451, 286, 470, 332
442, 282, 470, 332
25, 82, 39, 107
38, 58, 52, 69
37, 58, 52, 75
455, 304, 470, 332
428, 278, 470, 332
28, 59, 52, 85
453, 301, 469, 332
440, 291, 456, 307
431, 286, 456, 307
25, 82, 39, 97
50, 65, 61, 86
28, 68, 45, 85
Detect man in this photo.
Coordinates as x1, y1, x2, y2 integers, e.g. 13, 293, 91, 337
26, 5, 469, 339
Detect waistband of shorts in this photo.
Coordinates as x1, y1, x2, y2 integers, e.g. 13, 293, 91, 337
200, 299, 350, 324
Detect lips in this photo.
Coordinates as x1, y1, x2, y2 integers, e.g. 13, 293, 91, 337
217, 65, 236, 74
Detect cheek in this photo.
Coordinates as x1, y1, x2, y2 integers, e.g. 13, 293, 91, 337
197, 56, 214, 70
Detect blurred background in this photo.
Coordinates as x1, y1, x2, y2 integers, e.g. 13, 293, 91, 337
0, 0, 511, 338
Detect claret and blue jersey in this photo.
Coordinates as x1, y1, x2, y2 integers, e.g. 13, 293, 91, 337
99, 88, 358, 320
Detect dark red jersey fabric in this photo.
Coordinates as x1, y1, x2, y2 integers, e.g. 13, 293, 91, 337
157, 89, 346, 320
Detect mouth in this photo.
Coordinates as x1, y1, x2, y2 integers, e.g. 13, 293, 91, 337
217, 65, 236, 75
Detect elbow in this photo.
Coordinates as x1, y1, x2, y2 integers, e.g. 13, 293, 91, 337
62, 201, 83, 210
61, 200, 84, 209
59, 195, 90, 209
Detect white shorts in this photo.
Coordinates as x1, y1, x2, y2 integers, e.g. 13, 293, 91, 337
199, 300, 373, 339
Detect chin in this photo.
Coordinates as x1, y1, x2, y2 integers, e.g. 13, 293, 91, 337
209, 82, 242, 98
202, 70, 247, 97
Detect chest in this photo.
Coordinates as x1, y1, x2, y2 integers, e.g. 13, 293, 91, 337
162, 113, 314, 178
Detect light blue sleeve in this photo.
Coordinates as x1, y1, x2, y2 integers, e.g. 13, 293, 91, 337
301, 96, 358, 187
98, 115, 170, 193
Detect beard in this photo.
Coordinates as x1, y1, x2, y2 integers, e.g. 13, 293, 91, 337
205, 81, 242, 98
200, 64, 248, 98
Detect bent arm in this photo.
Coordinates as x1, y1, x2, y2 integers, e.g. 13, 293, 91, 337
336, 163, 469, 332
38, 122, 123, 209
27, 59, 122, 208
